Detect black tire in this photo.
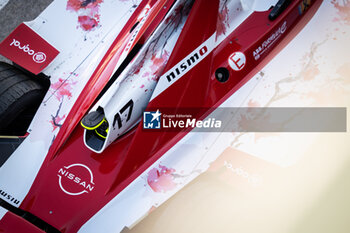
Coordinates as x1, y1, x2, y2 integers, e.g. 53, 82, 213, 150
0, 62, 46, 135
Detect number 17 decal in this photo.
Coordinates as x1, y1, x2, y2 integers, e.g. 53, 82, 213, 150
113, 99, 134, 129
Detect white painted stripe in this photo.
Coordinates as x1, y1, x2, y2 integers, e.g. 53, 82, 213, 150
0, 0, 9, 11
0, 206, 7, 220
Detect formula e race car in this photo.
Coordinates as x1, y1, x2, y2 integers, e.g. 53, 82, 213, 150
0, 0, 322, 232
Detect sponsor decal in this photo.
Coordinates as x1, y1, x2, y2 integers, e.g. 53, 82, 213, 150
10, 39, 47, 63
253, 21, 287, 60
0, 189, 20, 205
228, 51, 246, 71
10, 39, 46, 63
33, 52, 47, 63
166, 45, 208, 82
223, 161, 263, 187
113, 99, 134, 129
151, 34, 216, 99
207, 148, 281, 193
57, 163, 95, 196
0, 23, 59, 74
10, 39, 35, 55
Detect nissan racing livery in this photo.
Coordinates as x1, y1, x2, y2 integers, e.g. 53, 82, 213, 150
0, 0, 322, 232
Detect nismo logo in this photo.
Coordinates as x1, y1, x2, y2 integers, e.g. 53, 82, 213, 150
166, 46, 208, 82
151, 34, 216, 99
0, 189, 20, 205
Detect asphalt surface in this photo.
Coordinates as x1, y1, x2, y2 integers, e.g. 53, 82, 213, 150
0, 0, 52, 63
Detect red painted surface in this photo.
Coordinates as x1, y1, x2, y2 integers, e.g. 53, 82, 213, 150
0, 212, 44, 233
0, 23, 59, 75
15, 0, 322, 232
